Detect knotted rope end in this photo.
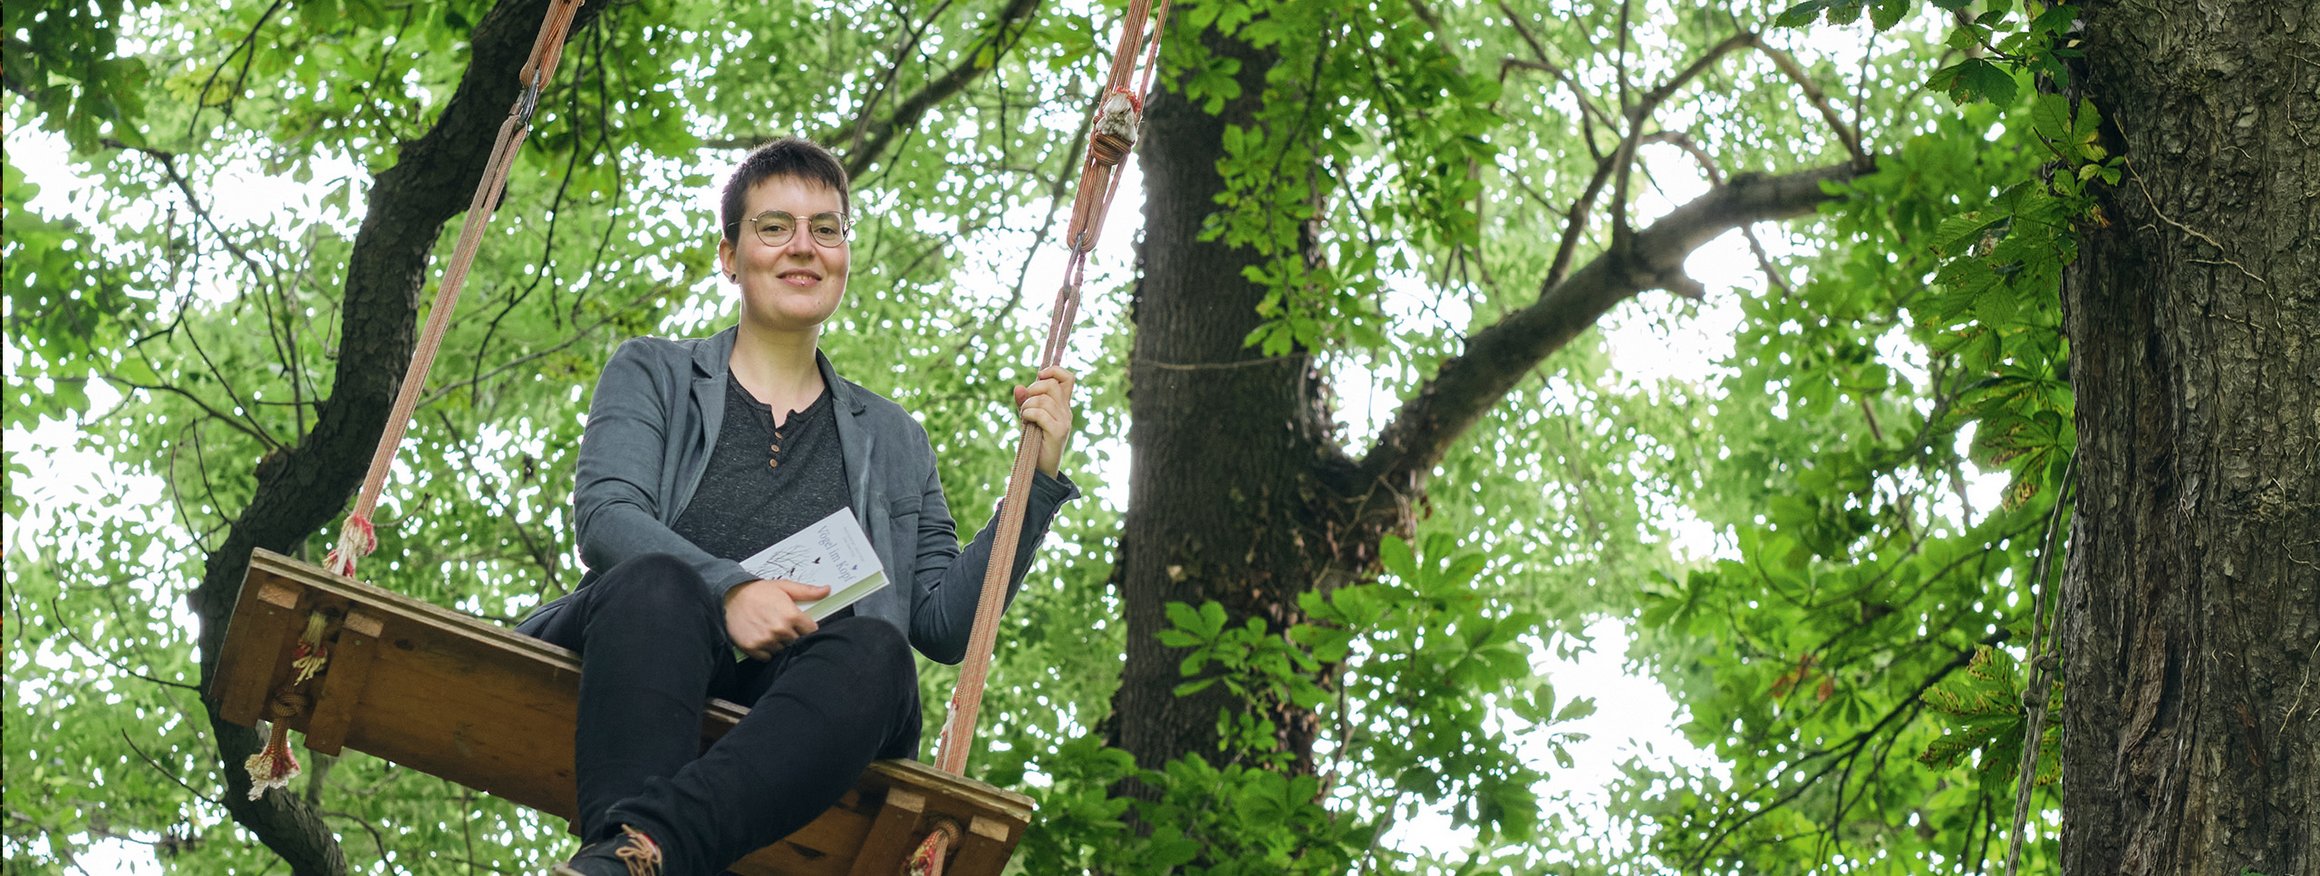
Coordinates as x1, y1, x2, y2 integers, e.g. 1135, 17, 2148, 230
324, 516, 377, 579
903, 818, 964, 876
1089, 89, 1144, 167
243, 720, 302, 800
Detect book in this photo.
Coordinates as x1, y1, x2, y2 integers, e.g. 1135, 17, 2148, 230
736, 507, 888, 622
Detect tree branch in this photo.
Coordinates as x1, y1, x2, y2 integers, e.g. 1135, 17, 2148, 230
1749, 37, 1869, 165
841, 0, 1041, 177
184, 0, 606, 872
1356, 160, 1862, 492
702, 0, 1043, 178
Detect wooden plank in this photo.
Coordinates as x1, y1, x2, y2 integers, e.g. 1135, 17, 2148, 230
214, 549, 1034, 875
844, 788, 925, 876
215, 578, 302, 727
303, 608, 383, 756
946, 815, 1015, 876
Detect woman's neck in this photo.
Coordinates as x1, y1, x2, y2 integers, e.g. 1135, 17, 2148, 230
729, 322, 824, 410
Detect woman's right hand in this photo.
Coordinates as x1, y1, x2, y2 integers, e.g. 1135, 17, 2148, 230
723, 578, 832, 660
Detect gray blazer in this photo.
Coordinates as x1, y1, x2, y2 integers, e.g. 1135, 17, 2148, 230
522, 326, 1078, 665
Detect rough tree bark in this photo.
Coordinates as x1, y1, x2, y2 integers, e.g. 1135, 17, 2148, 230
1113, 24, 1862, 778
2059, 3, 2320, 875
186, 1, 604, 870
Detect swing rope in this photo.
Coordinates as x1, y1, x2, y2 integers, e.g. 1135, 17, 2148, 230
249, 0, 588, 799
929, 0, 1174, 781
325, 0, 587, 578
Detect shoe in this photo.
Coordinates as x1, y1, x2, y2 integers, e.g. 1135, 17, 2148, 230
552, 824, 663, 876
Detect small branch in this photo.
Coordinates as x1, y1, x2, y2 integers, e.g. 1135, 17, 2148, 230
1650, 135, 1801, 301
321, 811, 404, 876
952, 116, 1092, 364
1743, 225, 1794, 297
1542, 147, 1616, 291
1358, 161, 1861, 495
186, 0, 291, 139
418, 286, 660, 407
107, 140, 276, 298
2002, 457, 2076, 876
101, 376, 274, 446
1750, 37, 1870, 165
713, 0, 1044, 175
847, 0, 961, 157
1496, 2, 1616, 142
51, 592, 202, 693
1608, 31, 1758, 266
1684, 635, 1995, 871
122, 730, 221, 808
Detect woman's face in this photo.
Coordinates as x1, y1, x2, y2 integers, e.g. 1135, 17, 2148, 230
719, 175, 850, 334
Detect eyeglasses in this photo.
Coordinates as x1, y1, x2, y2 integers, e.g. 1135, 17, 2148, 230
730, 210, 851, 249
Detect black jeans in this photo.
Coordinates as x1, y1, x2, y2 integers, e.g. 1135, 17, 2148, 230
519, 553, 922, 876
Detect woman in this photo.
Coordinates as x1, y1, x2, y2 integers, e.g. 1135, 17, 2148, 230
518, 138, 1080, 876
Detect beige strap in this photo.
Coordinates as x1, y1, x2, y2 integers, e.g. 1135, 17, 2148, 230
328, 0, 588, 577
932, 0, 1174, 776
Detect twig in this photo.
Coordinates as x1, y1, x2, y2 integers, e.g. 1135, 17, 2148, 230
1495, 2, 1616, 145
1137, 354, 1313, 372
848, 0, 960, 156
122, 729, 222, 806
2126, 162, 2266, 287
50, 592, 201, 693
1750, 36, 1869, 165
953, 109, 1094, 364
187, 0, 290, 139
102, 376, 275, 446
417, 286, 660, 407
2002, 454, 2076, 876
321, 810, 406, 876
1743, 225, 1794, 297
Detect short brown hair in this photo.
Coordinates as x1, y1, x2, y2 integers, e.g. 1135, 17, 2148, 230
720, 138, 851, 243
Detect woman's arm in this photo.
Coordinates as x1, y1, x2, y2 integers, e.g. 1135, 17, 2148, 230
572, 339, 757, 601
905, 465, 1079, 664
906, 366, 1083, 662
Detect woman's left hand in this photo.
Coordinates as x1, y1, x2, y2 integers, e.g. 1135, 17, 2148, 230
1013, 366, 1077, 477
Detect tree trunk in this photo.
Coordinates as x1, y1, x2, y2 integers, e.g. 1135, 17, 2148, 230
1108, 22, 1861, 782
1112, 26, 1360, 777
2060, 3, 2320, 874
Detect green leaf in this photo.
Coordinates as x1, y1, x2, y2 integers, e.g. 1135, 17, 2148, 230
1870, 0, 1909, 30
1773, 0, 1831, 28
1930, 58, 2018, 106
1378, 535, 1418, 582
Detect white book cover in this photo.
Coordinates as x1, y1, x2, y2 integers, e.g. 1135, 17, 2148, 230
737, 508, 888, 621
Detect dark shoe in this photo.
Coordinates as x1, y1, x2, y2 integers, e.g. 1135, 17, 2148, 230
552, 824, 663, 876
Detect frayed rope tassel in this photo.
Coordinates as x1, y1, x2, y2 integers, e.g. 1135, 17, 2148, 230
244, 612, 330, 799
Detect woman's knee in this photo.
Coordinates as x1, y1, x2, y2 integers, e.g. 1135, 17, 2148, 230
585, 553, 721, 630
812, 619, 922, 756
815, 618, 916, 691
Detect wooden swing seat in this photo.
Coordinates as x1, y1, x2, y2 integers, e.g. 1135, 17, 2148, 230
211, 549, 1031, 875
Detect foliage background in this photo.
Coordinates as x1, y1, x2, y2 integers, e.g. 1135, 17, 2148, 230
5, 0, 2083, 871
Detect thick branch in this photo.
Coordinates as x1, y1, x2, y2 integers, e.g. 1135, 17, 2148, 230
1357, 160, 1861, 490
702, 0, 1042, 178
185, 0, 604, 871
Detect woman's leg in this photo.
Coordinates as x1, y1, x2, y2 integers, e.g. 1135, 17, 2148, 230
605, 615, 921, 876
523, 553, 730, 844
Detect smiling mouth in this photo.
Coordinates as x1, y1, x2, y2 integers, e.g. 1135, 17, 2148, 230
777, 270, 821, 284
